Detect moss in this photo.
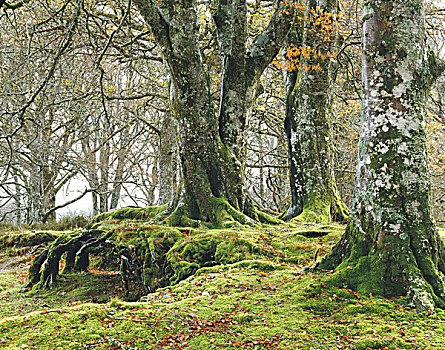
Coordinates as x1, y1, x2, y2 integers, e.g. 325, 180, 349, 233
0, 231, 59, 248
196, 259, 286, 275
332, 190, 350, 222
90, 205, 167, 224
254, 208, 287, 225
209, 196, 252, 228
294, 191, 349, 224
293, 197, 332, 223
214, 238, 258, 264
332, 255, 387, 296
353, 338, 395, 350
164, 203, 209, 228
3, 223, 445, 349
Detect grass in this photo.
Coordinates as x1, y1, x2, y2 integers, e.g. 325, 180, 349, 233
1, 223, 445, 349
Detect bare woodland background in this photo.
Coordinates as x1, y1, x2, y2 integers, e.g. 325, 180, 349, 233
0, 0, 444, 225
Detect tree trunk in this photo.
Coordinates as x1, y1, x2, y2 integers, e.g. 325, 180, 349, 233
158, 111, 179, 205
110, 127, 129, 210
13, 171, 22, 224
133, 0, 294, 226
284, 0, 348, 223
320, 0, 445, 311
214, 1, 295, 212
81, 136, 100, 216
99, 141, 110, 213
41, 166, 56, 223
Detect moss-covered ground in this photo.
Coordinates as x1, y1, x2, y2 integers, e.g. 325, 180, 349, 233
1, 223, 445, 349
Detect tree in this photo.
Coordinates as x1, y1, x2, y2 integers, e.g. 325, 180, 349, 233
133, 0, 295, 226
320, 0, 445, 311
0, 0, 170, 222
283, 0, 349, 222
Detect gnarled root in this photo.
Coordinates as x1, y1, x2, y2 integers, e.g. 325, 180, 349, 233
25, 230, 107, 290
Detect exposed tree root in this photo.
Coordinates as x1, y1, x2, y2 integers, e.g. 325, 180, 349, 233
24, 230, 105, 290
24, 196, 287, 294
163, 196, 256, 228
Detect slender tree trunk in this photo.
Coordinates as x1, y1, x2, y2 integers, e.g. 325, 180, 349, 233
13, 171, 22, 224
320, 0, 445, 311
81, 137, 99, 215
110, 127, 129, 210
99, 142, 110, 213
284, 0, 348, 222
41, 166, 56, 222
27, 165, 40, 224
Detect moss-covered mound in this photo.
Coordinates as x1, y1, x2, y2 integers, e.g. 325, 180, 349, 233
3, 222, 445, 349
89, 205, 167, 224
85, 220, 345, 295
21, 209, 345, 299
0, 231, 59, 249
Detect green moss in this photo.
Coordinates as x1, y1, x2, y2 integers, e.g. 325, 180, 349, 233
254, 208, 287, 225
214, 238, 258, 264
196, 259, 286, 275
0, 231, 59, 248
293, 197, 332, 223
3, 223, 445, 349
332, 256, 387, 296
90, 205, 167, 224
353, 338, 395, 350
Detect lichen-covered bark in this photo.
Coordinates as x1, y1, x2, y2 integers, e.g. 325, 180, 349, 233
214, 0, 248, 210
166, 5, 226, 222
284, 0, 348, 222
214, 0, 295, 212
158, 111, 180, 205
133, 0, 295, 224
320, 0, 445, 311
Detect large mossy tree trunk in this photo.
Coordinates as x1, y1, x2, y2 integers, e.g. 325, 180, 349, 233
284, 0, 348, 223
133, 0, 294, 226
320, 0, 445, 311
158, 111, 180, 205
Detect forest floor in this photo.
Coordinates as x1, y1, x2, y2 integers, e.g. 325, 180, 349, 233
1, 223, 445, 349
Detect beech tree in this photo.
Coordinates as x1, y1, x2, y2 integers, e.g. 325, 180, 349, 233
283, 0, 349, 222
320, 0, 445, 311
133, 0, 295, 225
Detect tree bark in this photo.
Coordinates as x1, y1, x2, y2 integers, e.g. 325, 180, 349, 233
214, 0, 296, 211
320, 0, 445, 311
158, 111, 179, 205
133, 0, 294, 225
284, 0, 348, 223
